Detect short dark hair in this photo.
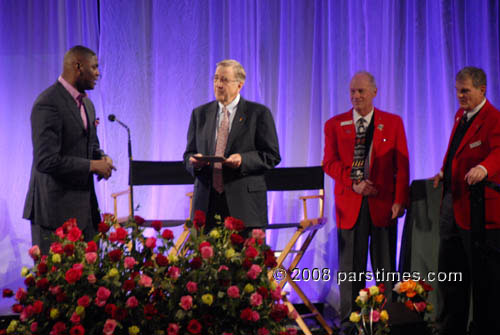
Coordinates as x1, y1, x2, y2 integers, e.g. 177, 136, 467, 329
456, 67, 487, 88
67, 45, 96, 59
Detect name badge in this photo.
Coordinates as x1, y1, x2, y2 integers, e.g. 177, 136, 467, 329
469, 140, 482, 149
340, 120, 353, 126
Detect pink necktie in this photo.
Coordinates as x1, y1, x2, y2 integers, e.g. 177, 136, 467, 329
77, 95, 88, 130
213, 107, 230, 193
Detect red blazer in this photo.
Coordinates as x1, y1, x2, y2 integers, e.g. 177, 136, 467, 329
323, 108, 410, 229
441, 100, 500, 230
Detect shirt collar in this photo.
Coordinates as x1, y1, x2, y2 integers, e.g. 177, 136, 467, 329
58, 76, 86, 106
218, 94, 240, 115
353, 108, 374, 125
464, 98, 486, 121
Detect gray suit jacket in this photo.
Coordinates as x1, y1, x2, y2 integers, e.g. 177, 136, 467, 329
23, 81, 104, 230
183, 97, 281, 227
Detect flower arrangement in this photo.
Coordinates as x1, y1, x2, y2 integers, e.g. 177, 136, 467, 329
1, 211, 297, 335
349, 284, 390, 335
393, 279, 433, 319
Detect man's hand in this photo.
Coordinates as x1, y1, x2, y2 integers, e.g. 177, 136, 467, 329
464, 166, 487, 185
224, 153, 242, 169
91, 158, 115, 180
391, 203, 405, 219
432, 173, 443, 188
189, 153, 210, 169
352, 179, 378, 196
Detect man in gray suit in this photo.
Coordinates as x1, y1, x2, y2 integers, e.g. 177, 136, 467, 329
183, 59, 280, 231
24, 45, 115, 254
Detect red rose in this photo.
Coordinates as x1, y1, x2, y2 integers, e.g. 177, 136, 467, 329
240, 307, 253, 321
187, 319, 202, 334
37, 262, 48, 275
152, 220, 163, 231
85, 241, 98, 252
378, 283, 386, 294
36, 278, 49, 290
32, 300, 43, 314
230, 233, 244, 245
12, 304, 23, 313
193, 210, 206, 229
64, 243, 75, 256
270, 304, 288, 322
2, 288, 13, 297
105, 303, 117, 316
190, 256, 202, 269
144, 303, 158, 320
114, 307, 127, 321
78, 295, 91, 307
134, 215, 146, 225
156, 254, 169, 267
123, 279, 135, 291
24, 276, 35, 287
199, 241, 211, 252
67, 226, 83, 242
69, 324, 85, 335
162, 229, 174, 240
50, 242, 64, 254
245, 246, 258, 259
143, 260, 154, 268
65, 268, 82, 284
242, 258, 252, 269
108, 249, 123, 262
257, 287, 269, 299
52, 321, 66, 334
98, 222, 110, 233
56, 292, 67, 303
264, 250, 277, 268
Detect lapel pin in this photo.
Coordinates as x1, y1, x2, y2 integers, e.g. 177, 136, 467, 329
239, 117, 243, 122
377, 124, 384, 130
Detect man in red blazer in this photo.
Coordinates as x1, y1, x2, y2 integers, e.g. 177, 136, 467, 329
323, 72, 409, 331
433, 67, 500, 335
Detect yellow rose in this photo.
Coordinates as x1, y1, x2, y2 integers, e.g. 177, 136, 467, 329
270, 281, 277, 290
168, 254, 178, 263
349, 312, 361, 323
75, 306, 85, 316
202, 294, 214, 305
129, 326, 140, 335
209, 229, 220, 238
6, 320, 18, 333
108, 268, 119, 278
369, 285, 379, 296
225, 248, 235, 258
244, 284, 255, 293
21, 266, 29, 277
380, 310, 389, 322
52, 253, 62, 263
50, 308, 59, 319
415, 283, 425, 295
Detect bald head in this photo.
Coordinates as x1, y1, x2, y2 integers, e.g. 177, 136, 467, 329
350, 71, 377, 116
61, 46, 99, 93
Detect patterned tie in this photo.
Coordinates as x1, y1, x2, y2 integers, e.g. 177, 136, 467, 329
213, 107, 230, 193
77, 94, 88, 130
350, 118, 367, 181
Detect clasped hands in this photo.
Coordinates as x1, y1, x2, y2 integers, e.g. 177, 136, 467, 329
189, 153, 242, 169
352, 179, 404, 219
91, 156, 116, 180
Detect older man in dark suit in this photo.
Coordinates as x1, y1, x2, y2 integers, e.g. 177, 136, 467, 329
23, 45, 115, 254
184, 59, 280, 231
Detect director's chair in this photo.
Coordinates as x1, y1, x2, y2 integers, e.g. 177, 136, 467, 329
110, 160, 194, 255
265, 166, 332, 335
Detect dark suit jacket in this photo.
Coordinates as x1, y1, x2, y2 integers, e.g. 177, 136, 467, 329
441, 100, 500, 230
183, 97, 281, 227
323, 108, 410, 229
23, 81, 104, 231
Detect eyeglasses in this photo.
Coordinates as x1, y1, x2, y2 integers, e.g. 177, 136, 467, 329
213, 76, 239, 85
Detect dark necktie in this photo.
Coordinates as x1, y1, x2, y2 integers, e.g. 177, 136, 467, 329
213, 107, 230, 193
351, 118, 367, 181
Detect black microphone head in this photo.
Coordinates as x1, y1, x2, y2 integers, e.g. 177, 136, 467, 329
108, 114, 116, 122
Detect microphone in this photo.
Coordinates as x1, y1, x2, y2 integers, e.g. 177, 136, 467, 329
108, 114, 129, 131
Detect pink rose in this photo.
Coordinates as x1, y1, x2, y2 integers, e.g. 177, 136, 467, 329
145, 237, 157, 249
138, 274, 152, 287
85, 252, 97, 264
168, 266, 180, 280
415, 301, 427, 313
124, 256, 137, 269
20, 305, 33, 321
30, 322, 38, 333
15, 288, 27, 301
271, 286, 282, 300
87, 274, 97, 284
252, 310, 260, 321
126, 296, 139, 308
370, 309, 380, 322
29, 245, 40, 260
247, 264, 262, 280
70, 312, 81, 323
49, 286, 62, 295
218, 265, 229, 272
103, 319, 117, 335
258, 327, 270, 335
227, 286, 240, 298
201, 245, 214, 259
252, 229, 266, 240
250, 292, 263, 307
186, 281, 198, 293
179, 295, 193, 311
167, 323, 179, 335
95, 286, 111, 307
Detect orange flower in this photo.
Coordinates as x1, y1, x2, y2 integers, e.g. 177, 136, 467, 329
406, 291, 417, 298
400, 280, 416, 293
405, 300, 414, 311
375, 294, 385, 304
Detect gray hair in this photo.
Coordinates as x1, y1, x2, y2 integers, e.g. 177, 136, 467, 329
216, 59, 246, 82
456, 66, 487, 88
353, 71, 377, 89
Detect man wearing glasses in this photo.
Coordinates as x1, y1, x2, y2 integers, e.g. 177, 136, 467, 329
184, 59, 280, 232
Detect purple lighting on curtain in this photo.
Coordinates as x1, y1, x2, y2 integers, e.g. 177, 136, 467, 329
0, 0, 499, 314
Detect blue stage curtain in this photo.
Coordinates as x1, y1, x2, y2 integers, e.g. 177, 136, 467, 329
0, 0, 499, 312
